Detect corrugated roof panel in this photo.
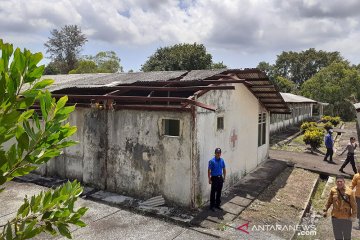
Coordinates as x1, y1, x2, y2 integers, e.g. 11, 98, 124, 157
354, 103, 360, 110
280, 92, 317, 103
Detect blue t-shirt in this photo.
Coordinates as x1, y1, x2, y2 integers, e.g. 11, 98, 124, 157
325, 133, 333, 148
208, 157, 226, 176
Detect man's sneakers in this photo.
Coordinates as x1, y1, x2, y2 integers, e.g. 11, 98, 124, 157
339, 169, 345, 173
323, 159, 328, 161
209, 207, 216, 212
215, 206, 223, 211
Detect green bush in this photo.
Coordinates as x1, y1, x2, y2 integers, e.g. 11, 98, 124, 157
321, 115, 332, 123
321, 115, 341, 127
301, 122, 318, 132
303, 129, 324, 151
330, 116, 341, 126
323, 122, 334, 131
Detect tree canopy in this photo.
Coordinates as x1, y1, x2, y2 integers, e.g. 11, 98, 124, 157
141, 43, 226, 71
301, 62, 360, 120
271, 76, 296, 93
257, 48, 346, 93
44, 25, 87, 74
273, 48, 345, 85
70, 51, 123, 74
0, 40, 87, 239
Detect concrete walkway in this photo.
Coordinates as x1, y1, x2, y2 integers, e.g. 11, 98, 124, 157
270, 122, 359, 178
190, 159, 288, 232
0, 181, 217, 240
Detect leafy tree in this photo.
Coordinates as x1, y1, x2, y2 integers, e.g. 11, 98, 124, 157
92, 51, 122, 73
273, 48, 345, 85
0, 40, 87, 239
272, 76, 296, 93
257, 61, 275, 80
70, 51, 123, 74
69, 60, 98, 74
44, 25, 87, 74
43, 61, 61, 75
141, 43, 220, 71
211, 61, 227, 69
301, 62, 360, 120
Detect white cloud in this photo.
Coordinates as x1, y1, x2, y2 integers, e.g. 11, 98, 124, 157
1, 0, 360, 66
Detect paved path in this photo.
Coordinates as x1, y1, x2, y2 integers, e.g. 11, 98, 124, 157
270, 122, 359, 178
190, 158, 288, 238
0, 181, 217, 240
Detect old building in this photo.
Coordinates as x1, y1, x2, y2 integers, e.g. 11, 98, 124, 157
37, 69, 289, 207
270, 92, 318, 133
354, 103, 360, 128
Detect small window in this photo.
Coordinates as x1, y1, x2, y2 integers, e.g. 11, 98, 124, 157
163, 119, 180, 136
217, 117, 224, 130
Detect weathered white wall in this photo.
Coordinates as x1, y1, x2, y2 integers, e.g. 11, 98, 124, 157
195, 84, 261, 204
270, 103, 314, 133
106, 110, 192, 205
42, 108, 193, 206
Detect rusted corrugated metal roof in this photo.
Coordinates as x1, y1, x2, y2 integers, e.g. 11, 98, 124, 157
43, 69, 289, 113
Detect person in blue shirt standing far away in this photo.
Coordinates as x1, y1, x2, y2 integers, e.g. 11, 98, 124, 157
324, 129, 335, 164
208, 148, 227, 211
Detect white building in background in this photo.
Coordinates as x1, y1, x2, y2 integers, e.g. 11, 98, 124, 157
270, 93, 317, 133
36, 69, 289, 207
354, 103, 360, 128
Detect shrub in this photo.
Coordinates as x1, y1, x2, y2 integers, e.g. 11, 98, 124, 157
323, 122, 334, 131
303, 129, 324, 151
321, 115, 341, 127
301, 122, 318, 132
321, 115, 332, 123
330, 116, 341, 126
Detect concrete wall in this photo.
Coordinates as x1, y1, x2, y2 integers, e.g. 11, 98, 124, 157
194, 84, 263, 204
270, 103, 313, 133
106, 110, 192, 205
41, 108, 193, 206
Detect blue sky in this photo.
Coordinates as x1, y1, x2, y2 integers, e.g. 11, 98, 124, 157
2, 0, 360, 71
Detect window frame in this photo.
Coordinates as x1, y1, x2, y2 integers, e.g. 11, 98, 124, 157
162, 119, 181, 137
217, 116, 224, 130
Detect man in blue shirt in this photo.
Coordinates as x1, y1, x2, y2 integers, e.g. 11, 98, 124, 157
208, 148, 226, 211
324, 129, 335, 163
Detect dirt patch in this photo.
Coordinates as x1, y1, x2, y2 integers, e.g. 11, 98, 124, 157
232, 168, 319, 239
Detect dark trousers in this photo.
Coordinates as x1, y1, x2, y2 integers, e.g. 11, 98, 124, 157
210, 176, 223, 208
324, 148, 334, 162
331, 217, 352, 240
340, 153, 357, 174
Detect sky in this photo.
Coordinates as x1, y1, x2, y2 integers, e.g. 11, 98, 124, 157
1, 0, 360, 72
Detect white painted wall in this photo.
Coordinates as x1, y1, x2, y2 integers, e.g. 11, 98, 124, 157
195, 84, 262, 204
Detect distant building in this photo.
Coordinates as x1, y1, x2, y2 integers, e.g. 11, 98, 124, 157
270, 93, 317, 133
36, 69, 289, 207
354, 103, 360, 128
